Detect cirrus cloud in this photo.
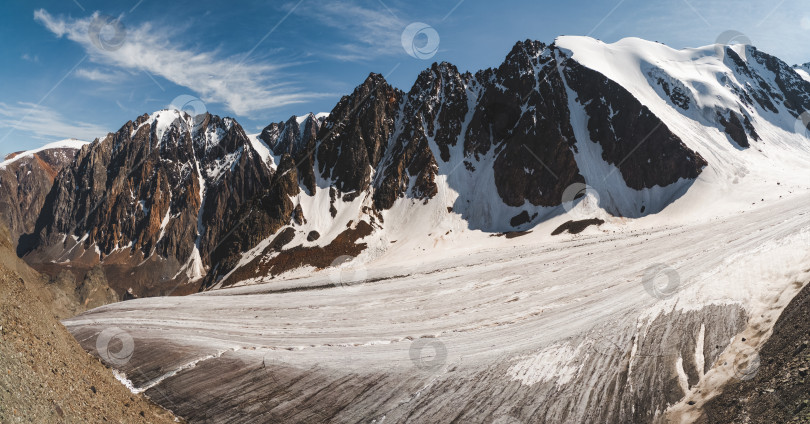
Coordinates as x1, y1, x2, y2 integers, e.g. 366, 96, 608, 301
34, 9, 329, 116
0, 101, 109, 142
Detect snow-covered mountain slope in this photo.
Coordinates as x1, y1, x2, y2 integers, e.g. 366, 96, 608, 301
41, 37, 810, 423
795, 63, 810, 82
50, 35, 810, 423
218, 36, 810, 289
0, 138, 88, 169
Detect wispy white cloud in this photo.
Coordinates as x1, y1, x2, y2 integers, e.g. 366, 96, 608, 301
0, 102, 109, 142
296, 2, 406, 61
74, 67, 129, 83
34, 9, 329, 116
21, 53, 40, 63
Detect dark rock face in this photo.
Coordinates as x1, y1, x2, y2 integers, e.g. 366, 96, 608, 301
551, 218, 605, 235
317, 74, 402, 195
195, 114, 275, 276
562, 59, 708, 190
0, 147, 81, 251
717, 111, 751, 148
201, 154, 298, 289
747, 48, 810, 117
724, 47, 810, 125
484, 41, 584, 207
372, 64, 461, 210
509, 211, 534, 227
264, 115, 321, 158
259, 113, 324, 194
647, 66, 691, 110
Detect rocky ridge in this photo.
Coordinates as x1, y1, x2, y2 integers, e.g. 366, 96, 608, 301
18, 37, 810, 296
0, 141, 84, 252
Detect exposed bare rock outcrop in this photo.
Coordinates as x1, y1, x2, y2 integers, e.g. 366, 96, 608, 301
317, 73, 402, 195
0, 143, 82, 251
21, 111, 274, 297
561, 59, 708, 190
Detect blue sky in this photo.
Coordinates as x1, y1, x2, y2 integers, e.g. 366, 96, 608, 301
2, 0, 809, 156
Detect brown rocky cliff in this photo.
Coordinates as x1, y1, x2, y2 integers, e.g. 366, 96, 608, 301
22, 111, 273, 297
0, 146, 81, 252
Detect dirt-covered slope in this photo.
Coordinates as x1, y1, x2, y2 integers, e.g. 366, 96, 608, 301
0, 224, 177, 423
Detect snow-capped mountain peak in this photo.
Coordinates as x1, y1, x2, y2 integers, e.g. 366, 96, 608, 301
18, 36, 810, 298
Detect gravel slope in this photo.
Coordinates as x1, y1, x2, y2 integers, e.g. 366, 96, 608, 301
0, 224, 178, 423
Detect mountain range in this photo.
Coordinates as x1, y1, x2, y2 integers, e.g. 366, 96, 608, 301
4, 35, 810, 423
6, 36, 809, 300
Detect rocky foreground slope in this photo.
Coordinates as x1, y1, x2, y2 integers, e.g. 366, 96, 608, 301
0, 223, 176, 423
702, 280, 810, 423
